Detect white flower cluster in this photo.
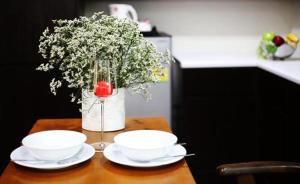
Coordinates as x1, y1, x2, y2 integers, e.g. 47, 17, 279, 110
37, 12, 170, 103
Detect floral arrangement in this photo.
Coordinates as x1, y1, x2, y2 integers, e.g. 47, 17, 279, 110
37, 12, 170, 103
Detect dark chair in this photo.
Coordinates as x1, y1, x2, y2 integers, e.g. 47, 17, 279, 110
217, 161, 300, 184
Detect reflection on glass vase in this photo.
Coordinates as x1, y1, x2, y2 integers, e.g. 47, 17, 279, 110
81, 88, 125, 132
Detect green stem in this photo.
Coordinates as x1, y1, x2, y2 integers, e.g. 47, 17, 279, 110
117, 31, 139, 87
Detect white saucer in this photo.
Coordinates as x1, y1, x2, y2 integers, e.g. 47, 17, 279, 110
103, 143, 186, 168
10, 143, 95, 170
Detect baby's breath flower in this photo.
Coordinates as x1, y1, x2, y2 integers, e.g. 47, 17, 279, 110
49, 78, 62, 95
37, 12, 170, 103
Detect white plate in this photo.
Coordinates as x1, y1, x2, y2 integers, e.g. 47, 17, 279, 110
10, 143, 95, 170
103, 143, 186, 168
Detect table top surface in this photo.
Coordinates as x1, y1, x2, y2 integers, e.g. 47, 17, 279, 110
0, 118, 196, 184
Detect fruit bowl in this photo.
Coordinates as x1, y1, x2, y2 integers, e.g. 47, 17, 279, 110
258, 32, 299, 60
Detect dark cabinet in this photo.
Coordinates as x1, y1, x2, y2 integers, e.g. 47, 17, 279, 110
0, 65, 81, 174
285, 82, 300, 161
257, 70, 288, 161
4, 0, 81, 64
176, 68, 259, 183
174, 67, 300, 184
1, 0, 82, 173
258, 70, 300, 162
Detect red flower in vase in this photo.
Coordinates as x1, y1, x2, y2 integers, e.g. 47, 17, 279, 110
94, 81, 113, 97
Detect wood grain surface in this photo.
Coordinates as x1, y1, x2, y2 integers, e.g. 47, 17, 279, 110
0, 118, 195, 184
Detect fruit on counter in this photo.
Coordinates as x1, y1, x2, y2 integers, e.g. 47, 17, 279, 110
272, 35, 285, 47
258, 32, 298, 60
286, 33, 299, 48
287, 33, 299, 43
265, 41, 277, 54
262, 32, 275, 41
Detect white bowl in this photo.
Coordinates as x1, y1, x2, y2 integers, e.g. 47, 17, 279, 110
114, 130, 177, 162
22, 130, 87, 161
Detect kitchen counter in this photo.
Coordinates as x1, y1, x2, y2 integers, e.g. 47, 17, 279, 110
174, 51, 300, 85
172, 36, 300, 183
258, 60, 300, 85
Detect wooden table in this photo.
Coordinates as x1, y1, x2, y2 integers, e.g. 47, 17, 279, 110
0, 118, 196, 184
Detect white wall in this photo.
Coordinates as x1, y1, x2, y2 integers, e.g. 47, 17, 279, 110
85, 0, 297, 37
291, 0, 300, 34
291, 0, 300, 57
85, 0, 299, 55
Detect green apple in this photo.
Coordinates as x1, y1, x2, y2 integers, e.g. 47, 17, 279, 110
263, 32, 275, 41
266, 41, 277, 54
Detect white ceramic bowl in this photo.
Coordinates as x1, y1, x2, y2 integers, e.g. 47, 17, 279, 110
114, 130, 177, 162
22, 130, 87, 161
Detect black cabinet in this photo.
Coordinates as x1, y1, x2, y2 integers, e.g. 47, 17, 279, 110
258, 70, 300, 162
1, 0, 82, 173
285, 81, 300, 162
174, 67, 300, 184
176, 68, 259, 183
0, 65, 81, 173
4, 0, 81, 64
257, 70, 288, 161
